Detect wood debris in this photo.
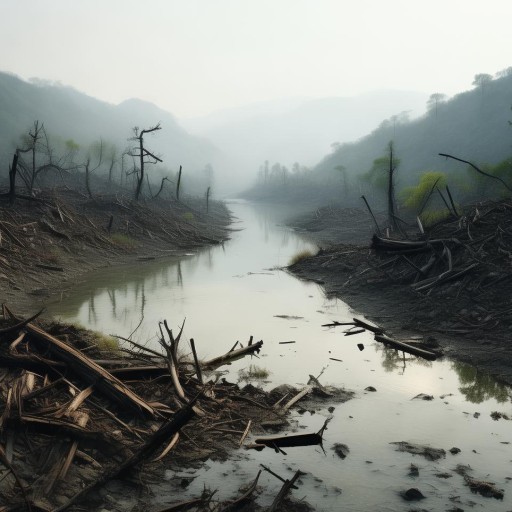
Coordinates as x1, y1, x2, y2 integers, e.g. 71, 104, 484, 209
0, 305, 312, 510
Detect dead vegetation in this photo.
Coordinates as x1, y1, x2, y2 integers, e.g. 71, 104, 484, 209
289, 200, 512, 383
0, 188, 232, 308
0, 305, 342, 511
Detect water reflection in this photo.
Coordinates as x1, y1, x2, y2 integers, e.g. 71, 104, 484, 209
376, 343, 433, 374
452, 361, 511, 403
46, 200, 512, 512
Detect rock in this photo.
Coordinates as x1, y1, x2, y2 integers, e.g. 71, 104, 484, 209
365, 386, 377, 392
332, 443, 350, 459
401, 487, 425, 501
449, 447, 461, 455
357, 343, 364, 351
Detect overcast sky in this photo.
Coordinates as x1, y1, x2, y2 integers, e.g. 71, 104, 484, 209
1, 0, 511, 119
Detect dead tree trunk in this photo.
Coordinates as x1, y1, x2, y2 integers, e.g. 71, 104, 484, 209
9, 153, 18, 205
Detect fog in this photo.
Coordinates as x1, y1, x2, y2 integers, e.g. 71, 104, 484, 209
1, 0, 512, 201
182, 90, 428, 192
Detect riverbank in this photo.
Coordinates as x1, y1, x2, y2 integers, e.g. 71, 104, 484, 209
288, 202, 512, 385
0, 189, 232, 314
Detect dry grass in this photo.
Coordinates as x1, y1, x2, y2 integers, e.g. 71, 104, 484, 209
288, 249, 315, 266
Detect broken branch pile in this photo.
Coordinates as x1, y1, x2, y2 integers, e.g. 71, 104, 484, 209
0, 305, 297, 511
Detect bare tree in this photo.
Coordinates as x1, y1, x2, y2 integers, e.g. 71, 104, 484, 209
84, 139, 104, 198
16, 121, 78, 193
386, 141, 399, 231
128, 124, 162, 200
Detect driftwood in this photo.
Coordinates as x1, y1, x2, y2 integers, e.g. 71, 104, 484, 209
25, 321, 156, 418
374, 334, 437, 361
250, 419, 329, 451
52, 403, 196, 512
218, 471, 261, 512
324, 315, 439, 361
268, 470, 304, 512
0, 307, 307, 511
281, 385, 311, 411
203, 340, 263, 369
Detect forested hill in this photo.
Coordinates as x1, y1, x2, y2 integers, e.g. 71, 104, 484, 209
316, 72, 512, 188
0, 71, 219, 179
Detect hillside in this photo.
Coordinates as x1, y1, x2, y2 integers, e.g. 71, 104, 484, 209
0, 72, 224, 195
315, 73, 512, 196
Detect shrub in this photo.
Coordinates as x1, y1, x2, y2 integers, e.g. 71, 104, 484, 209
239, 364, 270, 381
288, 249, 314, 266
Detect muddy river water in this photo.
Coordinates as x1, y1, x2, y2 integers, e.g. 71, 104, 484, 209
47, 200, 512, 511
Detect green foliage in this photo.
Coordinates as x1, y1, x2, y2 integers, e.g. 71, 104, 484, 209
288, 249, 314, 266
419, 209, 451, 227
90, 332, 120, 352
110, 233, 138, 249
465, 158, 512, 198
400, 171, 448, 210
182, 212, 195, 222
361, 145, 400, 191
65, 139, 80, 153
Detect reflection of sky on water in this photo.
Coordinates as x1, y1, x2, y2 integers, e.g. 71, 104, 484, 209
46, 200, 512, 511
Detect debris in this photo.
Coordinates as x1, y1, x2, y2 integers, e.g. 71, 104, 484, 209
455, 464, 504, 500
250, 419, 330, 452
412, 393, 434, 401
408, 464, 419, 477
390, 441, 446, 461
0, 307, 285, 510
332, 443, 350, 459
375, 333, 437, 361
401, 488, 425, 501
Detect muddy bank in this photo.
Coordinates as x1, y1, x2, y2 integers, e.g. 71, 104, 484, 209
0, 189, 232, 313
288, 203, 512, 385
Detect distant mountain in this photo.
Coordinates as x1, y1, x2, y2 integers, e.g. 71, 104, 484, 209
0, 72, 223, 193
182, 90, 429, 175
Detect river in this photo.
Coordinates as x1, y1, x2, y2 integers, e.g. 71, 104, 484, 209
47, 200, 512, 511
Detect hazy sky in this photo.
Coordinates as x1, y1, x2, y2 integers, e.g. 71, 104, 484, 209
1, 0, 511, 118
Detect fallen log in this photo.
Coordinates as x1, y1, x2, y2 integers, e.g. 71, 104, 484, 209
374, 334, 437, 361
24, 321, 156, 418
353, 317, 384, 334
202, 340, 263, 369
